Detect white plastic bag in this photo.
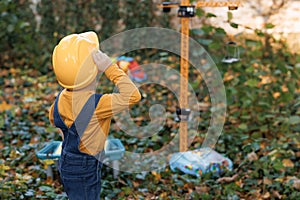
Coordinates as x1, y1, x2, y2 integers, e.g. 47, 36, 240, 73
169, 148, 233, 177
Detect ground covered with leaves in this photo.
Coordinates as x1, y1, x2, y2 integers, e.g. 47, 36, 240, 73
1, 0, 299, 199
0, 46, 300, 199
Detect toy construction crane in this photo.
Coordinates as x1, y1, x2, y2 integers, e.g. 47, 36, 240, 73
159, 0, 240, 152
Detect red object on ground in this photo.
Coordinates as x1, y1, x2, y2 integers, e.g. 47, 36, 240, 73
128, 60, 147, 82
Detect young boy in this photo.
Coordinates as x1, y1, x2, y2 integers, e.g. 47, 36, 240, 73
48, 31, 141, 200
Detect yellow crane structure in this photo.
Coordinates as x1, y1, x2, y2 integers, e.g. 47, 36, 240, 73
159, 0, 241, 152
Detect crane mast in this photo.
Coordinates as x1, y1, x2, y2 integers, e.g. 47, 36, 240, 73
160, 0, 240, 152
179, 0, 190, 152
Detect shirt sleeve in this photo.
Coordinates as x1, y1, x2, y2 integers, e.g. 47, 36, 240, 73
95, 63, 141, 119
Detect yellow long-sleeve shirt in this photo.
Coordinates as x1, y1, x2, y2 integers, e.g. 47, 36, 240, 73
49, 64, 141, 155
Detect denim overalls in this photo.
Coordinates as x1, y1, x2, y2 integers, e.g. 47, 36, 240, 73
53, 92, 104, 200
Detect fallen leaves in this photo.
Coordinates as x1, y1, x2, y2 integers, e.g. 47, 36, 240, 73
223, 70, 240, 82
0, 48, 299, 199
293, 179, 300, 190
247, 152, 259, 162
282, 158, 294, 168
263, 177, 272, 185
273, 92, 281, 99
0, 101, 13, 112
195, 185, 210, 193
287, 177, 300, 190
261, 191, 271, 199
258, 75, 274, 86
217, 174, 239, 183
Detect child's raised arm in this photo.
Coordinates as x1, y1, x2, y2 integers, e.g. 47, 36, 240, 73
92, 52, 141, 119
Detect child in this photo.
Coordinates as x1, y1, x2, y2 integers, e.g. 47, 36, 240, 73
48, 31, 141, 200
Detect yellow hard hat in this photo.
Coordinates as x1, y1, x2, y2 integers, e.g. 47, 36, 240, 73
52, 31, 99, 89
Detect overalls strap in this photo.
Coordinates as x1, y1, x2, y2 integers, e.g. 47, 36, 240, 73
53, 92, 67, 130
70, 94, 102, 138
53, 92, 102, 136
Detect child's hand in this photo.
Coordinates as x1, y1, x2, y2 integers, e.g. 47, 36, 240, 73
92, 50, 112, 72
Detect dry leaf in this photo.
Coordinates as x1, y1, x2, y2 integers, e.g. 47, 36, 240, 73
118, 178, 127, 185
260, 141, 268, 150
195, 186, 210, 193
263, 177, 272, 185
217, 174, 238, 183
235, 179, 244, 188
159, 192, 167, 198
282, 159, 294, 168
132, 181, 140, 188
151, 171, 161, 181
224, 72, 235, 82
293, 179, 300, 190
272, 191, 282, 199
0, 101, 12, 111
262, 192, 270, 199
285, 177, 300, 190
258, 75, 273, 85
273, 92, 281, 99
281, 85, 289, 92
247, 152, 258, 161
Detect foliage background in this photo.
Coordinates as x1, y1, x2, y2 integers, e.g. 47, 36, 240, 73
0, 0, 299, 199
